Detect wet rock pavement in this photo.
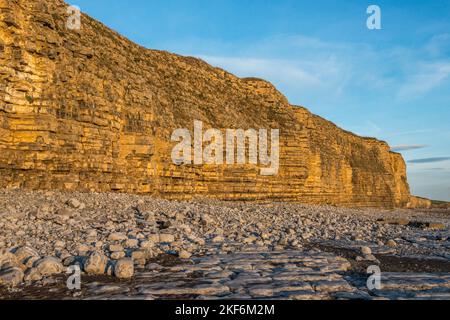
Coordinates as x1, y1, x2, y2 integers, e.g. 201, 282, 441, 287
0, 190, 449, 300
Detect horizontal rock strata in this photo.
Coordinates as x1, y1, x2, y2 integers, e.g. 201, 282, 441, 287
0, 0, 411, 207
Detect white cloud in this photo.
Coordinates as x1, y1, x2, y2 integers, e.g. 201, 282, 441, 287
170, 33, 450, 105
396, 62, 450, 101
347, 120, 383, 138
425, 33, 450, 57
200, 56, 321, 85
385, 129, 435, 138
199, 54, 350, 102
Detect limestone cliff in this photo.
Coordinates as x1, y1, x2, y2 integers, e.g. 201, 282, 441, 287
0, 0, 411, 207
407, 196, 432, 209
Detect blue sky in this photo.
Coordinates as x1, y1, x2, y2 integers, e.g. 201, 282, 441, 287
73, 0, 450, 201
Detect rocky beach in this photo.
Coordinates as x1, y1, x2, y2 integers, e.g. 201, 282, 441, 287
1, 189, 449, 300
1, 0, 450, 303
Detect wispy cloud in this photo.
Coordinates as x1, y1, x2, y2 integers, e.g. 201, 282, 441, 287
347, 120, 383, 138
200, 56, 321, 86
198, 52, 350, 102
396, 62, 450, 101
425, 33, 450, 57
386, 129, 435, 138
408, 157, 450, 164
179, 33, 450, 105
391, 144, 428, 152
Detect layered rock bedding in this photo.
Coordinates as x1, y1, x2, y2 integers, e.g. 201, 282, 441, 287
0, 0, 411, 207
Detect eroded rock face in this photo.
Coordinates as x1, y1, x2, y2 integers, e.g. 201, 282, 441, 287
0, 0, 410, 208
407, 196, 432, 209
